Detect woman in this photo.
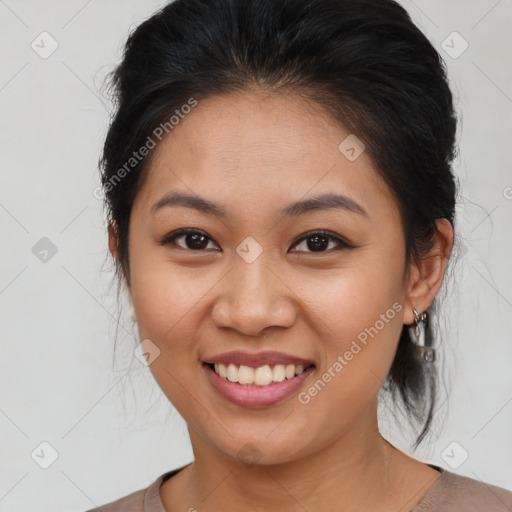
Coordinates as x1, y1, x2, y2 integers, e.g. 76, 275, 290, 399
89, 0, 512, 510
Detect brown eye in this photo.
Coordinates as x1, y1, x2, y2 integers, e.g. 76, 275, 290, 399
161, 229, 219, 251
289, 231, 354, 254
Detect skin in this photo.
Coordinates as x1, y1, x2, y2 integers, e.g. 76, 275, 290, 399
108, 89, 453, 511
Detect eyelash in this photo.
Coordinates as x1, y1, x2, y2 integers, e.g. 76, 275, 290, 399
160, 228, 356, 254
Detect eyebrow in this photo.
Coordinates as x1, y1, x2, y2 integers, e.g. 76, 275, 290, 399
151, 191, 367, 218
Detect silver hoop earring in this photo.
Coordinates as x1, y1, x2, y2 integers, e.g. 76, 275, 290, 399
408, 308, 434, 362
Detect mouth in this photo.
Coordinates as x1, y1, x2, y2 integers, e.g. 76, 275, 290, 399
201, 351, 316, 407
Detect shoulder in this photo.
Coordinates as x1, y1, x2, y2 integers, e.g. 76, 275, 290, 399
83, 488, 145, 512
82, 472, 169, 512
415, 467, 512, 512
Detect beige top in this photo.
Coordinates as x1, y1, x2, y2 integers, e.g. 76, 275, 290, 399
86, 464, 512, 511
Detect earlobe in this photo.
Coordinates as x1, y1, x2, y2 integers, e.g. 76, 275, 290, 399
404, 218, 454, 325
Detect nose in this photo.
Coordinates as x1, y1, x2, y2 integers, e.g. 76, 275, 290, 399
211, 255, 297, 337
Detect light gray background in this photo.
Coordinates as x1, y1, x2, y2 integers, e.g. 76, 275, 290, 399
0, 1, 511, 510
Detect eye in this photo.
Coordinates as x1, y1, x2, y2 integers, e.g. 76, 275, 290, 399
289, 230, 355, 254
160, 229, 220, 251
160, 228, 354, 254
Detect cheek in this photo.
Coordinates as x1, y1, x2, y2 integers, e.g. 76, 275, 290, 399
130, 262, 214, 345
294, 247, 406, 389
127, 217, 220, 338
299, 246, 404, 332
128, 262, 215, 414
288, 264, 405, 446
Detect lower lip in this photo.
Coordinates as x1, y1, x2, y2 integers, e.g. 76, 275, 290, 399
203, 364, 314, 408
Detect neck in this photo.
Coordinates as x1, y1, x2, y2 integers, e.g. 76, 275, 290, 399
175, 403, 404, 512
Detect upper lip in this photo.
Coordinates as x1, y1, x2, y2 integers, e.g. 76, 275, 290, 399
203, 350, 315, 368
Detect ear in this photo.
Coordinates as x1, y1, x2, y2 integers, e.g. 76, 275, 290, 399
403, 218, 454, 325
108, 220, 118, 260
108, 220, 134, 307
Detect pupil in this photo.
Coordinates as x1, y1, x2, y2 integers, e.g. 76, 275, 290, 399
307, 235, 328, 252
187, 233, 208, 250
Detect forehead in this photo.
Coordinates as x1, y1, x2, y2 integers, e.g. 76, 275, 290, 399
133, 90, 396, 220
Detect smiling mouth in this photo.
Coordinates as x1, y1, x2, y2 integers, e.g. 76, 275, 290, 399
204, 362, 315, 386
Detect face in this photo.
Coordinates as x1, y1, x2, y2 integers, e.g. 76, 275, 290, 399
121, 90, 413, 466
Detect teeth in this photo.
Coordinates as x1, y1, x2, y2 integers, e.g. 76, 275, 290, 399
227, 363, 238, 382
238, 365, 254, 384
285, 364, 295, 379
272, 364, 285, 382
254, 365, 273, 386
211, 362, 310, 386
218, 363, 228, 378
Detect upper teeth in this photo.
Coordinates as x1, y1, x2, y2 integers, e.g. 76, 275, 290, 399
213, 363, 306, 386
